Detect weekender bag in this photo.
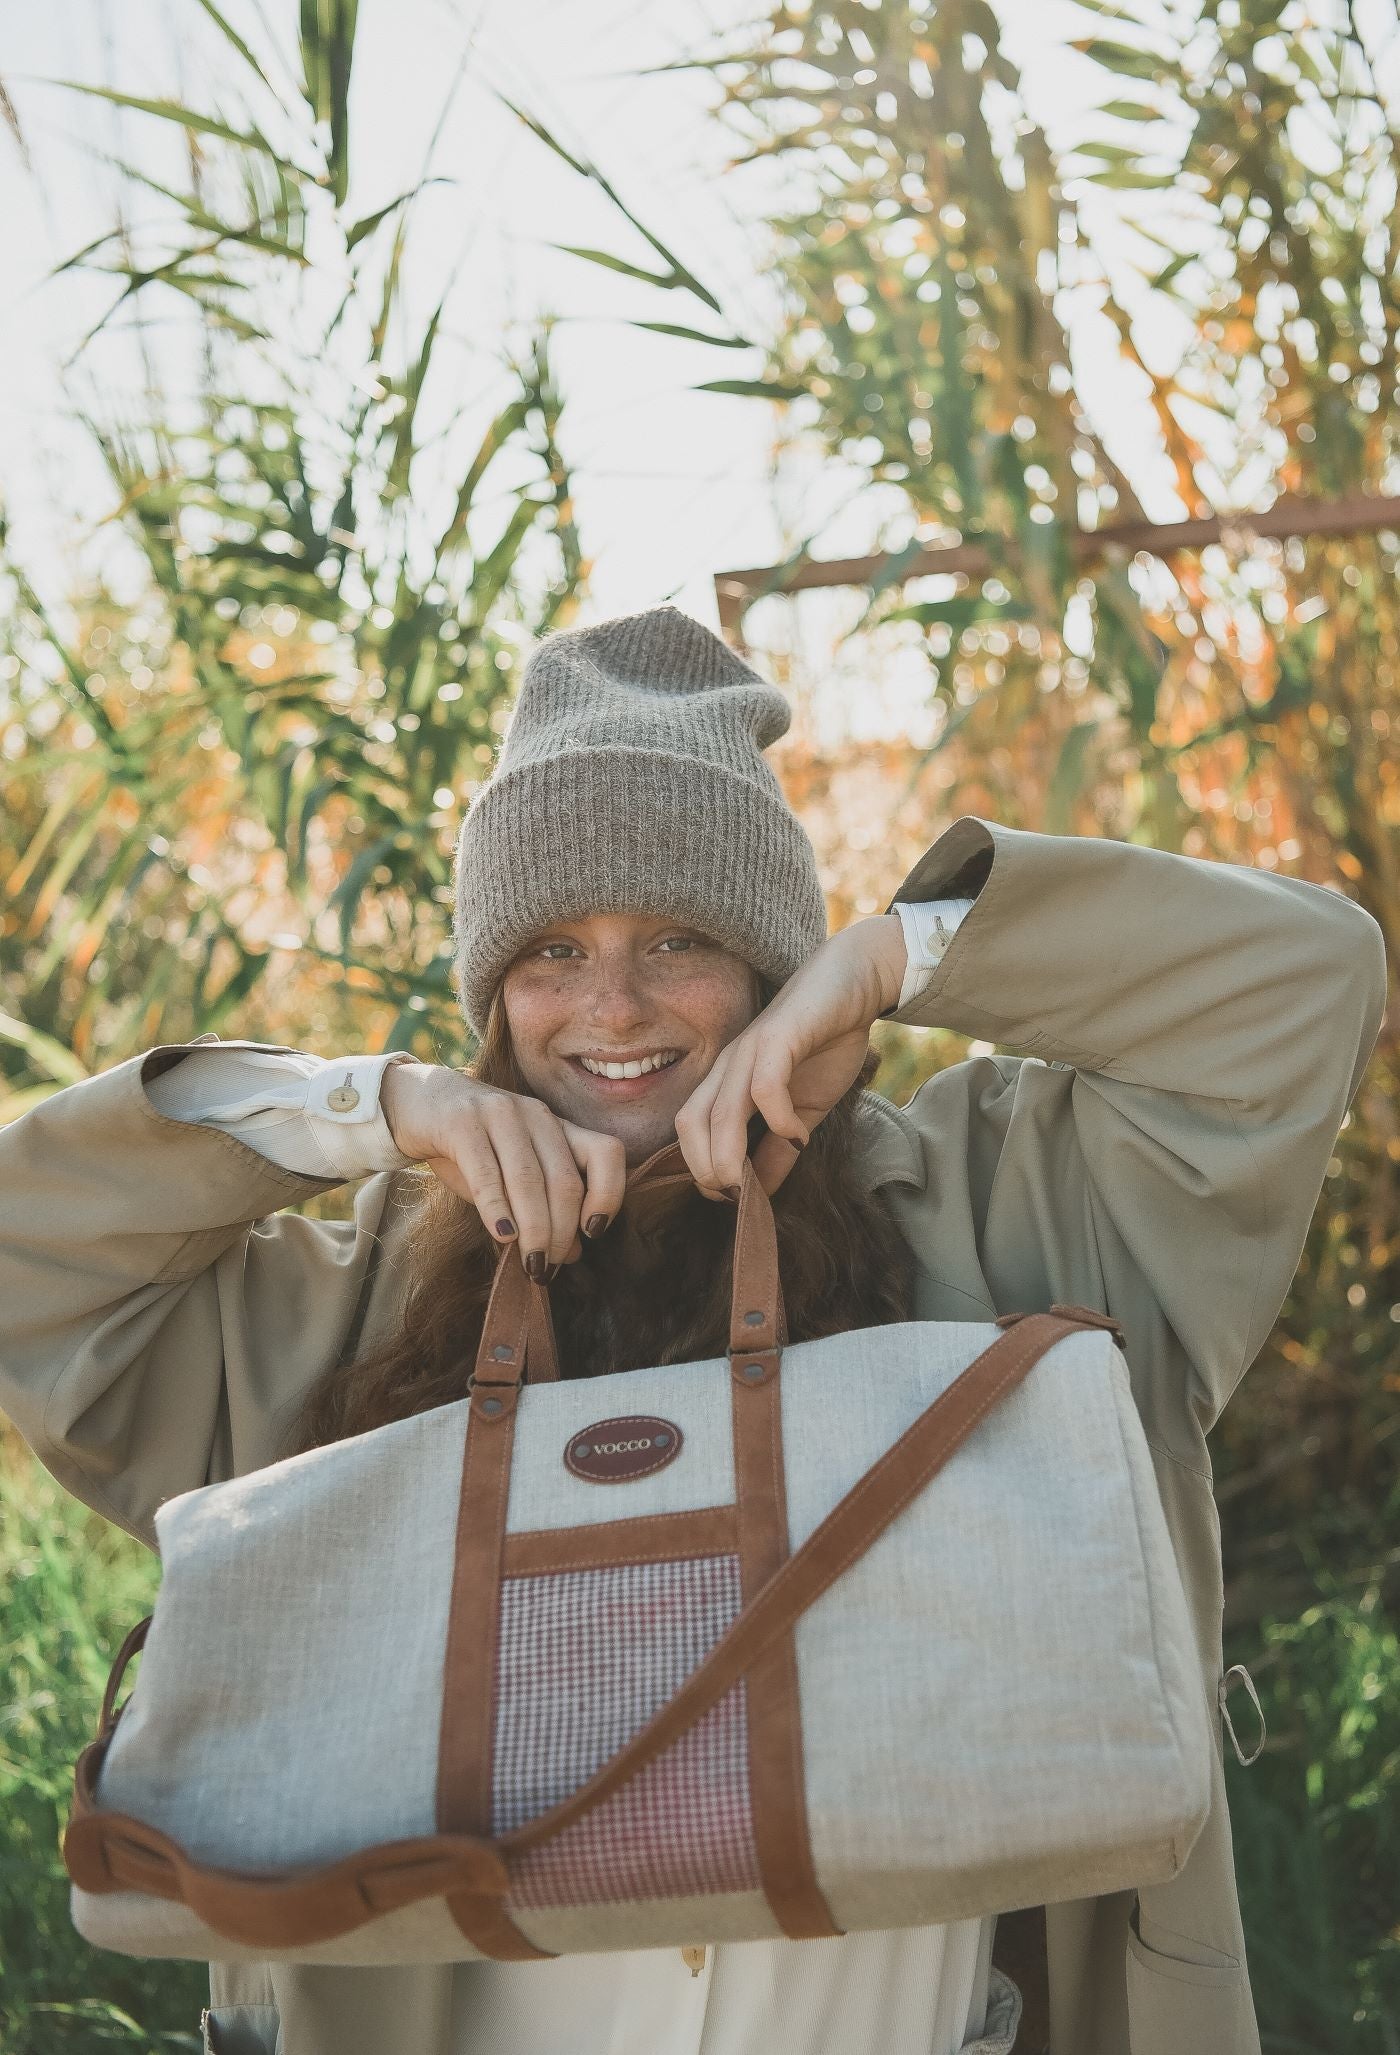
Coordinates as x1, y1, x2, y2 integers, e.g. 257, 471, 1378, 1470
65, 1138, 1214, 1966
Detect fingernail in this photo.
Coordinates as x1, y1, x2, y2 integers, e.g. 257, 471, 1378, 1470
524, 1251, 546, 1280
544, 1262, 560, 1284
725, 1184, 742, 1200
584, 1214, 608, 1238
496, 1217, 516, 1237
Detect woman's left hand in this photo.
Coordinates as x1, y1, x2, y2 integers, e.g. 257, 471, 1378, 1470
673, 914, 907, 1201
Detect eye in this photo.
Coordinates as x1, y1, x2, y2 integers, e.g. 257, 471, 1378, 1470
538, 942, 579, 961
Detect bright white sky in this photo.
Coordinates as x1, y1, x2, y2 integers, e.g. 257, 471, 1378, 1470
0, 0, 1196, 736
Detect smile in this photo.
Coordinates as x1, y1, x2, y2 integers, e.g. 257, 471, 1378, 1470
570, 1050, 682, 1084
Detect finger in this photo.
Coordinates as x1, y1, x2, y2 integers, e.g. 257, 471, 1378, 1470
747, 1046, 808, 1153
521, 1104, 588, 1269
482, 1105, 555, 1275
429, 1121, 521, 1247
703, 1040, 768, 1193
561, 1121, 628, 1240
673, 1047, 731, 1199
517, 1104, 585, 1270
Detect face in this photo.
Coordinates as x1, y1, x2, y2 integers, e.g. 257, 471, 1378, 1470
502, 912, 759, 1166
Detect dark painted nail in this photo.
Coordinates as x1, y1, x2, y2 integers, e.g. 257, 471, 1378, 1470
725, 1184, 742, 1200
496, 1217, 516, 1237
584, 1213, 609, 1238
544, 1262, 561, 1284
524, 1251, 546, 1280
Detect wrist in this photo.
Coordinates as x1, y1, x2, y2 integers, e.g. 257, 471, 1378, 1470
864, 912, 909, 1019
379, 1057, 432, 1161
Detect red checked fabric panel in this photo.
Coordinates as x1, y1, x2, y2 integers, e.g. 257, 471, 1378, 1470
492, 1554, 761, 1910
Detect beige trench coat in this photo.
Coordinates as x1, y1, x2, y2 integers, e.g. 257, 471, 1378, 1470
0, 815, 1387, 2055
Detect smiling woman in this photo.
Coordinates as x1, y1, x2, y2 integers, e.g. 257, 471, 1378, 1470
283, 609, 922, 1459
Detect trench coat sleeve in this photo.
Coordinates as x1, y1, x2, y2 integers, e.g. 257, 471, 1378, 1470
0, 1037, 399, 1549
883, 816, 1388, 1437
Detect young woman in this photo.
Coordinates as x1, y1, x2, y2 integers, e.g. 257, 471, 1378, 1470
0, 604, 1385, 2055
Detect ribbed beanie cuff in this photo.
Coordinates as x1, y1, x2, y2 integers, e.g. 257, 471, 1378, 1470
452, 607, 828, 1040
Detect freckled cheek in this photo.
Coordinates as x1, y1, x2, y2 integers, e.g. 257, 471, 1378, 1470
502, 980, 572, 1064
656, 972, 733, 1027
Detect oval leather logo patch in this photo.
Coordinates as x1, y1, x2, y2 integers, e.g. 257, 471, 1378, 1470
564, 1415, 683, 1484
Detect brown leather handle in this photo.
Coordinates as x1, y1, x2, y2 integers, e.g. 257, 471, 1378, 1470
64, 1783, 507, 1949
67, 1308, 1105, 1946
98, 1615, 152, 1735
472, 1140, 788, 1391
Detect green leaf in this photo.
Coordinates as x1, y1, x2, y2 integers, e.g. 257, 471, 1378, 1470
500, 93, 725, 316
551, 244, 674, 290
1071, 37, 1172, 81
345, 179, 449, 251
0, 1010, 88, 1086
631, 320, 755, 349
1045, 722, 1098, 834
693, 377, 806, 400
0, 1082, 64, 1125
1099, 97, 1164, 120
299, 0, 357, 207
1067, 140, 1153, 164
44, 82, 315, 179
193, 0, 278, 97
435, 394, 535, 562
885, 593, 1029, 634
1082, 165, 1171, 190
1147, 250, 1192, 292
329, 834, 403, 956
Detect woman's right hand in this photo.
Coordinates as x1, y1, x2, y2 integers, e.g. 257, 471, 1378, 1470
379, 1062, 626, 1279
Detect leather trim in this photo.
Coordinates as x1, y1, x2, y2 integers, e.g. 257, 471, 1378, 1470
436, 1388, 551, 1960
725, 1152, 835, 1935
731, 1349, 839, 1939
525, 1284, 559, 1382
502, 1504, 738, 1576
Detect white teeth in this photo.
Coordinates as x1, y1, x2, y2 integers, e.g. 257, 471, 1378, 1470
580, 1050, 679, 1079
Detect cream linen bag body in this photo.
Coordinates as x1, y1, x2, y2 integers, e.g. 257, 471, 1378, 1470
65, 1139, 1213, 1967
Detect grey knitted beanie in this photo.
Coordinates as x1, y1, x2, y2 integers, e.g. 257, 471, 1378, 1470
451, 604, 829, 1041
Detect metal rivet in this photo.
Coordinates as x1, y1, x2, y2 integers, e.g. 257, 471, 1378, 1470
742, 1362, 764, 1380
492, 1343, 514, 1362
744, 1310, 764, 1326
480, 1396, 503, 1417
575, 1445, 591, 1459
654, 1432, 669, 1447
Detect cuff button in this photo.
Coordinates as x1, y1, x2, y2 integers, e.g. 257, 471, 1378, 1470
327, 1084, 361, 1112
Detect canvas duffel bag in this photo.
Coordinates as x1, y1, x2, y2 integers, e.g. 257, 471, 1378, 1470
65, 1137, 1213, 1966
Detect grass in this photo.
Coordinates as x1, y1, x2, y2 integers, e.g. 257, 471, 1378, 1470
0, 1432, 206, 2052
1223, 1575, 1400, 2054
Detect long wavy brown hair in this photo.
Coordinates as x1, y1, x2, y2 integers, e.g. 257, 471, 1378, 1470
283, 970, 915, 1455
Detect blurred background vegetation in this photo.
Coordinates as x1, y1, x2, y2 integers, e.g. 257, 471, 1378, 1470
1, 1, 1396, 2049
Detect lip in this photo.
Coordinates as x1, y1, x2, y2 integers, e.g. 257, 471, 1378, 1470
566, 1053, 685, 1096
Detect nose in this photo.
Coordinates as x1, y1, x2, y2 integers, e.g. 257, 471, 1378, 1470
580, 959, 655, 1027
